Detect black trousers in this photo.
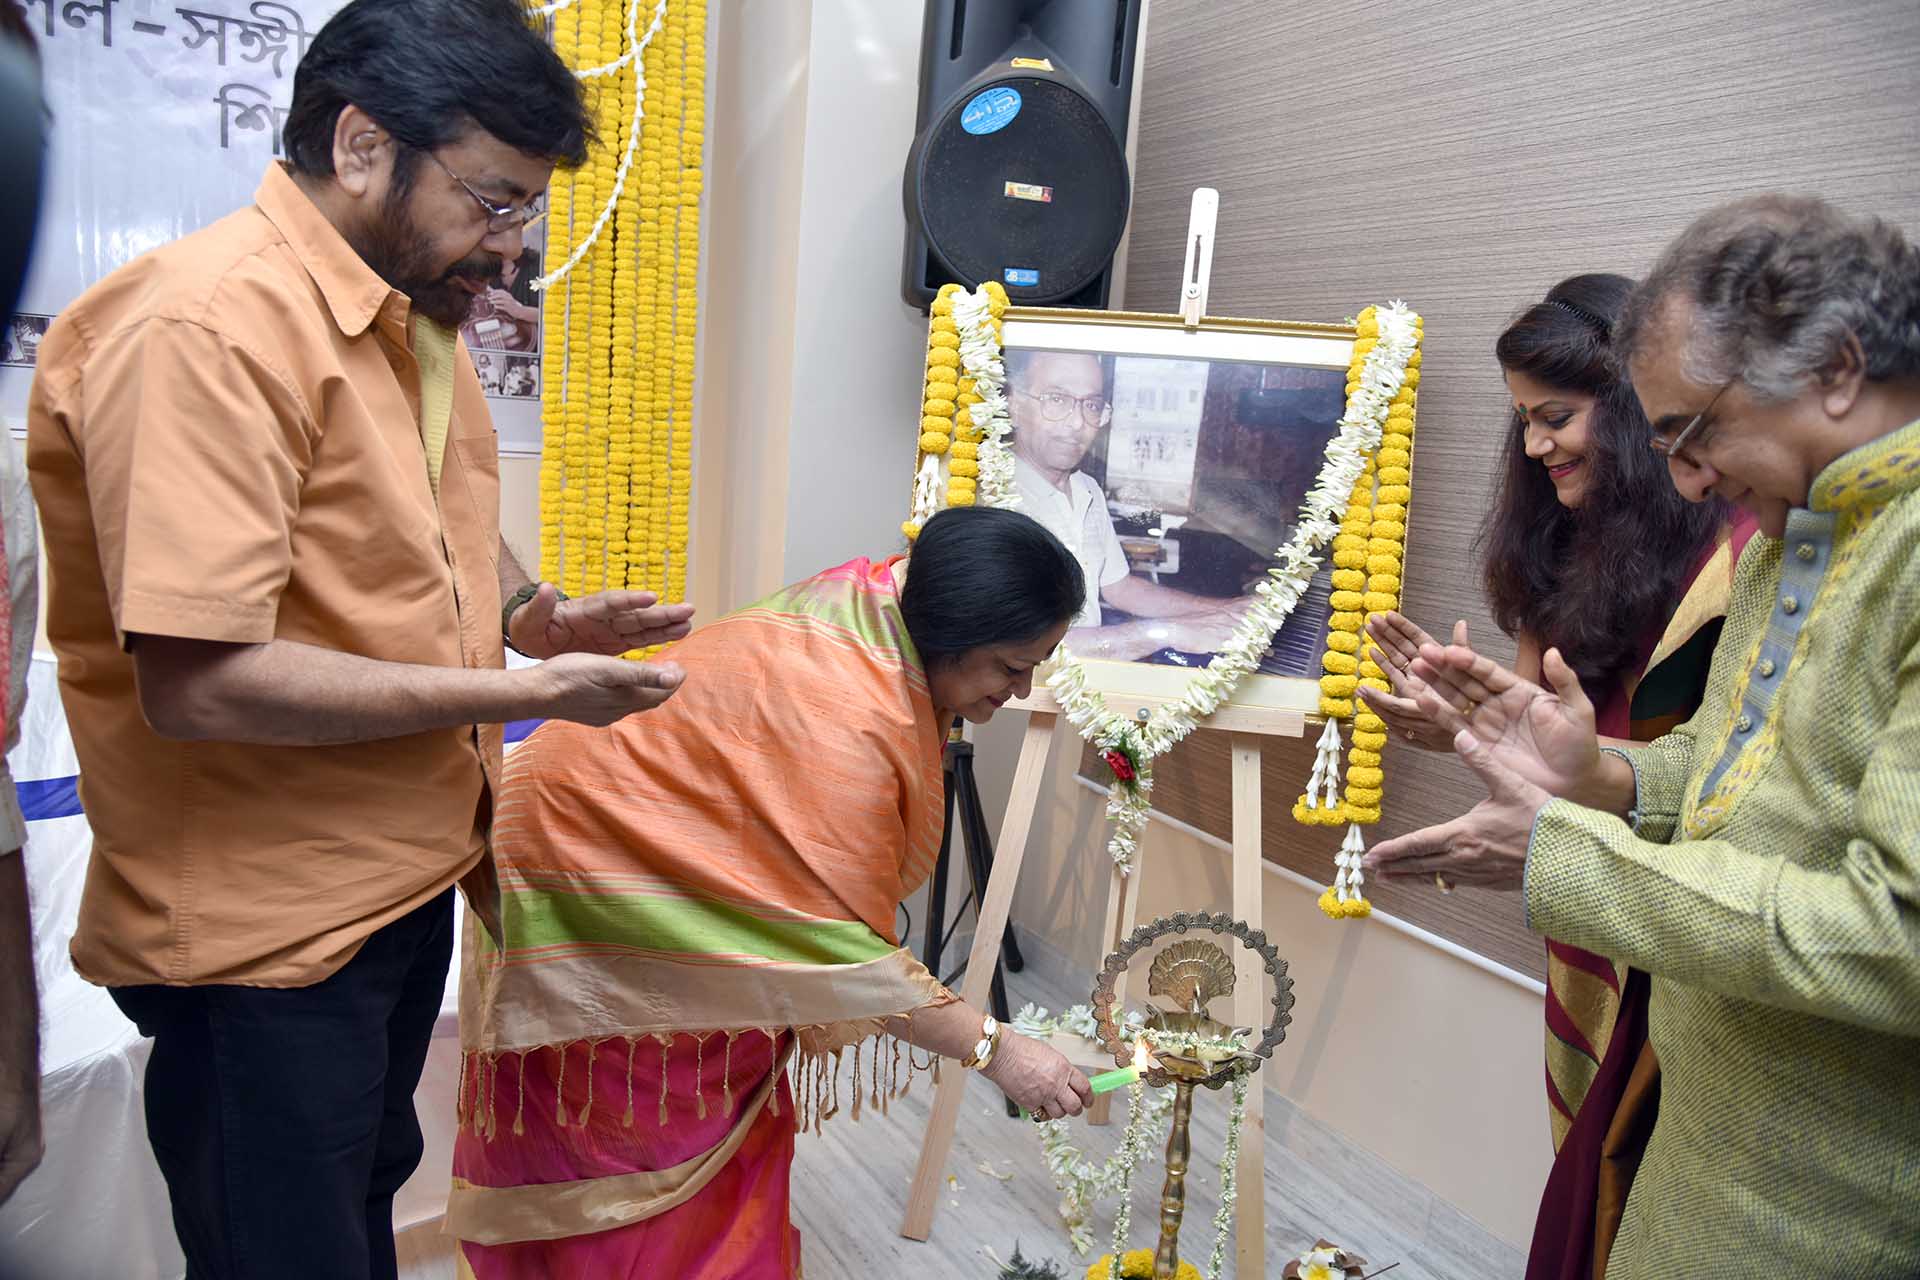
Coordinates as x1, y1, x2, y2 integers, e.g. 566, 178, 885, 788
110, 888, 454, 1280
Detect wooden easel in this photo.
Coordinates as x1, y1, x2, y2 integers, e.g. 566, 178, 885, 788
901, 193, 1311, 1277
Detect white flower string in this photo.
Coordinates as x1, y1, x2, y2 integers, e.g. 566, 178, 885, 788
533, 0, 671, 291
1205, 1073, 1250, 1279
952, 286, 1018, 509
1038, 303, 1422, 873
1107, 1079, 1149, 1277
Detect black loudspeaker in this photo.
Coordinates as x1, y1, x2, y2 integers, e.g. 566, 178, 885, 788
901, 0, 1143, 312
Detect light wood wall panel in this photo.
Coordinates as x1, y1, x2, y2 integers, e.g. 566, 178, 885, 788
1093, 0, 1920, 978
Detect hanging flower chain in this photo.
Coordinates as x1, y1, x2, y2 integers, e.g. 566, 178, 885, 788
1045, 303, 1423, 873
903, 281, 1013, 541
1205, 1073, 1251, 1279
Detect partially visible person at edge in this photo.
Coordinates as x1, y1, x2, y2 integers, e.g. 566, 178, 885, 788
449, 507, 1095, 1279
1359, 273, 1756, 1279
1366, 195, 1920, 1277
25, 0, 694, 1274
0, 0, 45, 1208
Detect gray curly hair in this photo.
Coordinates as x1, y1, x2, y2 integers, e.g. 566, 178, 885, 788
1619, 195, 1920, 403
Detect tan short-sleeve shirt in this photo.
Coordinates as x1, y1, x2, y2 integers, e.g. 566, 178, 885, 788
27, 164, 507, 987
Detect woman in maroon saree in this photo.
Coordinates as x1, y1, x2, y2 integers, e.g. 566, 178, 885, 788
1362, 274, 1754, 1280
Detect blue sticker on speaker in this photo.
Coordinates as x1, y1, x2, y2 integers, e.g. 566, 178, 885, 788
960, 86, 1022, 136
1003, 267, 1040, 287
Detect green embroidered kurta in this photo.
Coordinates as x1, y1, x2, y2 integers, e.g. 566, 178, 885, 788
1525, 418, 1920, 1277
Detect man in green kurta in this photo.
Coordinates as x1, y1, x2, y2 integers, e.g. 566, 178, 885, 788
1369, 195, 1920, 1277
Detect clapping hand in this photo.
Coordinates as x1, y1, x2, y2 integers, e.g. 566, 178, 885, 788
1359, 613, 1471, 750
1399, 638, 1604, 800
508, 584, 696, 660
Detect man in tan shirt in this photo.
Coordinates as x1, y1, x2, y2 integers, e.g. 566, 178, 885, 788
26, 0, 692, 1273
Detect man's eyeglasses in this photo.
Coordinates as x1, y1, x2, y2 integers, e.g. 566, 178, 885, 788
1650, 378, 1733, 463
427, 151, 546, 233
1015, 388, 1112, 427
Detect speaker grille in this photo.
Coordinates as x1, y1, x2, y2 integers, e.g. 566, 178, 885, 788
913, 75, 1129, 305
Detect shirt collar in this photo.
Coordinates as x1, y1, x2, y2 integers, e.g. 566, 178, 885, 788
1014, 453, 1093, 510
1807, 415, 1920, 514
252, 163, 406, 339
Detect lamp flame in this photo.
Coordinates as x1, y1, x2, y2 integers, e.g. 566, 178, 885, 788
1132, 1038, 1152, 1072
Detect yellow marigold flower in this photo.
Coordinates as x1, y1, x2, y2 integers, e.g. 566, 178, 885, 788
901, 520, 921, 541
1378, 484, 1412, 505
1348, 766, 1384, 789
1368, 573, 1400, 595
947, 488, 976, 506
921, 415, 952, 434
1327, 631, 1362, 654
950, 458, 978, 477
1343, 895, 1374, 916
1333, 548, 1367, 571
1372, 502, 1406, 523
931, 316, 958, 335
947, 474, 975, 491
1329, 610, 1364, 631
1318, 695, 1354, 718
1321, 674, 1358, 698
1330, 590, 1365, 612
1378, 466, 1411, 485
929, 330, 960, 350
1323, 652, 1359, 675
1353, 336, 1377, 356
928, 348, 960, 369
1356, 314, 1379, 338
1319, 887, 1342, 917
924, 398, 956, 417
1345, 785, 1383, 807
1355, 711, 1386, 734
1359, 678, 1389, 695
1362, 591, 1399, 613
1348, 748, 1381, 768
1368, 538, 1403, 558
950, 441, 978, 460
1332, 570, 1366, 593
1402, 367, 1420, 390
1406, 348, 1422, 368
919, 431, 951, 454
1376, 449, 1411, 470
1333, 533, 1367, 553
1352, 730, 1387, 751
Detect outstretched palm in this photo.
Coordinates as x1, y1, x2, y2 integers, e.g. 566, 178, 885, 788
1407, 642, 1600, 800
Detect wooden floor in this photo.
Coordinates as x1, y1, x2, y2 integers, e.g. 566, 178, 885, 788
399, 968, 1523, 1279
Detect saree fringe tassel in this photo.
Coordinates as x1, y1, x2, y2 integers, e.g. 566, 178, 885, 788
461, 1027, 950, 1141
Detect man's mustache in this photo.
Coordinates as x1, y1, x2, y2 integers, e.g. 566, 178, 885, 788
444, 255, 504, 285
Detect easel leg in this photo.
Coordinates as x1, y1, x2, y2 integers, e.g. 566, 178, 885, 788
900, 711, 1059, 1242
1230, 736, 1267, 1277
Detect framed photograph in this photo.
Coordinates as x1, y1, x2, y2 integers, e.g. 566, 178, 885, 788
996, 307, 1357, 717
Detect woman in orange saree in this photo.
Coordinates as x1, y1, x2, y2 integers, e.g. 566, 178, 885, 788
449, 507, 1095, 1278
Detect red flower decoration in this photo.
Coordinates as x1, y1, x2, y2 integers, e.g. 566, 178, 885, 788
1103, 749, 1135, 782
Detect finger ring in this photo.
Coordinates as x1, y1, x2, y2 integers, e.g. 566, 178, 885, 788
1434, 873, 1454, 894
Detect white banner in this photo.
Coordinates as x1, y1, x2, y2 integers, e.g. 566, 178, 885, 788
2, 0, 544, 454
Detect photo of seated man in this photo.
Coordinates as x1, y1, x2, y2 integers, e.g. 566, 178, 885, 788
1006, 347, 1343, 676
458, 246, 542, 353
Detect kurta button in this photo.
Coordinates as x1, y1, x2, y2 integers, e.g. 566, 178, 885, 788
1737, 714, 1754, 733
1758, 658, 1776, 678
1781, 595, 1799, 614
1796, 542, 1817, 562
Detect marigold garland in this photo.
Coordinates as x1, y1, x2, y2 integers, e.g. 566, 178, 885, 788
902, 281, 1010, 541
1292, 305, 1422, 918
536, 0, 704, 629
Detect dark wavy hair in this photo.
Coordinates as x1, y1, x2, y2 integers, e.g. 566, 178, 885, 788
1480, 273, 1725, 696
283, 0, 591, 182
900, 507, 1084, 666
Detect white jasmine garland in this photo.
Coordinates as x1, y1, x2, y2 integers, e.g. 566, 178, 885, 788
952, 288, 1018, 509
1205, 1073, 1250, 1279
1040, 303, 1422, 872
